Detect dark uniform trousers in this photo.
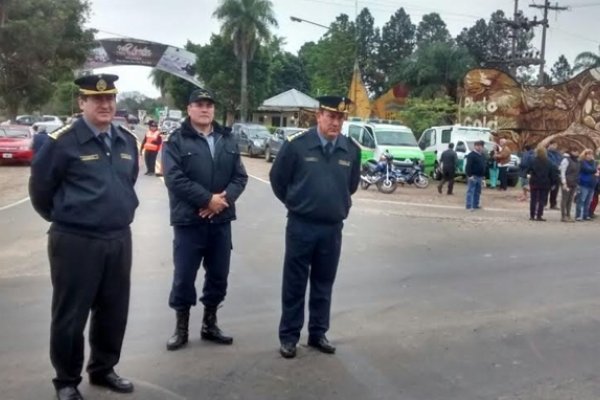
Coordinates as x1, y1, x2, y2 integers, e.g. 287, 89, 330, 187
144, 150, 158, 174
48, 231, 131, 389
279, 215, 343, 344
169, 223, 232, 310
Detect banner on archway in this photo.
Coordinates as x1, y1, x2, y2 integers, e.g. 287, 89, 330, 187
83, 38, 202, 87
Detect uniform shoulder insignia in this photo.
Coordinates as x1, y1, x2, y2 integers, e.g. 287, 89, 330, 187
49, 123, 73, 140
287, 130, 307, 142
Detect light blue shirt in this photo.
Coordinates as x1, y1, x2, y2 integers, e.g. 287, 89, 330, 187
192, 125, 216, 158
316, 129, 338, 151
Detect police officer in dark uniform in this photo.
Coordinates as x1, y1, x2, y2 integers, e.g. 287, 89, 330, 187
163, 88, 247, 351
29, 74, 139, 400
269, 96, 361, 359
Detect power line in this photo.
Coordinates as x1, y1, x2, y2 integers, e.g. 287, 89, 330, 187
530, 0, 569, 84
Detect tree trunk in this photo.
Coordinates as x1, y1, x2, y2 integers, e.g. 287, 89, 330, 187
7, 100, 19, 122
240, 54, 248, 123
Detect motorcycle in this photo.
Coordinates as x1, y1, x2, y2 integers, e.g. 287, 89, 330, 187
394, 161, 430, 189
360, 151, 398, 194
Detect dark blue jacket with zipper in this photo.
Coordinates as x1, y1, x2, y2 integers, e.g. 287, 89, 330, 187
163, 119, 248, 226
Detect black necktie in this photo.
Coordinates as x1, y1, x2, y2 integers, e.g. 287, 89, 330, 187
324, 142, 333, 156
99, 132, 111, 151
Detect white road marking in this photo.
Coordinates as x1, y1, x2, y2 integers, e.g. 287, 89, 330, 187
0, 196, 30, 212
247, 174, 524, 212
248, 173, 270, 184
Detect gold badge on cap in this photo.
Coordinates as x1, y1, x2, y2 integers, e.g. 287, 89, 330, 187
96, 79, 107, 92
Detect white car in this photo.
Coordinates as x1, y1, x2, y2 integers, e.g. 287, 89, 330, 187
33, 115, 64, 133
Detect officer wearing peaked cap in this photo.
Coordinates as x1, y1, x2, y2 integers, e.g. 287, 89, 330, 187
29, 73, 139, 400
269, 95, 361, 359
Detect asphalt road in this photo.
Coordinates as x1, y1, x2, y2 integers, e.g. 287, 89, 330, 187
1, 152, 600, 400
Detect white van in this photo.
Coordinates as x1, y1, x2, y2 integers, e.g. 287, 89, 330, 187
417, 125, 492, 174
341, 120, 425, 165
417, 125, 520, 185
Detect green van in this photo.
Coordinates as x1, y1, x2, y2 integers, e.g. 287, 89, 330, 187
341, 121, 425, 165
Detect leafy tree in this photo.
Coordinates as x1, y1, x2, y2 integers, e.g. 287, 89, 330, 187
213, 0, 277, 122
379, 8, 415, 89
572, 46, 600, 74
456, 10, 533, 72
550, 55, 571, 83
298, 14, 356, 97
397, 96, 457, 137
0, 0, 95, 119
355, 8, 381, 95
262, 36, 309, 95
395, 41, 475, 100
415, 13, 451, 47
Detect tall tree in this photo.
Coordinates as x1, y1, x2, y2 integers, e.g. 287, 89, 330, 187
0, 0, 95, 119
572, 46, 600, 74
213, 0, 277, 122
298, 14, 356, 98
415, 13, 451, 47
355, 8, 381, 95
379, 8, 416, 89
551, 55, 571, 83
456, 10, 533, 73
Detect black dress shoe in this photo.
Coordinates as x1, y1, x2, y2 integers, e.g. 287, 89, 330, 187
56, 386, 83, 400
307, 336, 336, 354
89, 371, 134, 393
536, 217, 547, 221
279, 343, 297, 359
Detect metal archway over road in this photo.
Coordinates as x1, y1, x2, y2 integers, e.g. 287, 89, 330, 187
83, 38, 202, 87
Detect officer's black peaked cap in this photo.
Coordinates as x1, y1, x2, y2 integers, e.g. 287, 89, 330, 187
317, 96, 353, 113
189, 88, 216, 104
74, 74, 119, 95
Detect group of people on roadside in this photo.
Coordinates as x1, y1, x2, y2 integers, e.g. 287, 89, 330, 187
521, 143, 599, 222
450, 137, 600, 221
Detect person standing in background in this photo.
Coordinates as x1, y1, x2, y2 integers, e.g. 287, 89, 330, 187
140, 120, 162, 176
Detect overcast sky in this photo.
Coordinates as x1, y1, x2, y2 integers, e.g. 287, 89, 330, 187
87, 0, 600, 98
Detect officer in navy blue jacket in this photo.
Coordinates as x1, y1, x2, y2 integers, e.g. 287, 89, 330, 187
29, 74, 139, 400
269, 96, 360, 358
162, 88, 247, 351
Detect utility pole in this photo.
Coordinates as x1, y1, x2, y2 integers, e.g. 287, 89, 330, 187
495, 0, 544, 75
530, 1, 568, 84
510, 0, 519, 76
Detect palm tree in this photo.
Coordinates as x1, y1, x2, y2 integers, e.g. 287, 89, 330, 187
213, 0, 277, 122
572, 46, 600, 74
149, 69, 170, 99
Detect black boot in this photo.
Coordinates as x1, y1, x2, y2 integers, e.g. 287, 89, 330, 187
201, 306, 233, 345
166, 310, 189, 351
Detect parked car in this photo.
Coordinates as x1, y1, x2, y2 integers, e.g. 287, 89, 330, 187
264, 127, 304, 162
231, 123, 271, 157
0, 125, 34, 164
15, 115, 40, 126
33, 115, 64, 133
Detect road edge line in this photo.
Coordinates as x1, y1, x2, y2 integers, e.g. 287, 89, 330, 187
0, 196, 30, 212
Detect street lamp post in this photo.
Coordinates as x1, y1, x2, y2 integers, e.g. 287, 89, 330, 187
289, 16, 329, 30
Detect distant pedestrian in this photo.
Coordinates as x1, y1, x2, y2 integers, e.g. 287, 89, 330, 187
527, 146, 558, 221
140, 120, 162, 175
517, 145, 533, 201
575, 148, 597, 221
31, 125, 49, 154
437, 142, 458, 195
559, 147, 580, 222
494, 138, 511, 190
465, 140, 486, 211
488, 143, 499, 189
546, 141, 562, 209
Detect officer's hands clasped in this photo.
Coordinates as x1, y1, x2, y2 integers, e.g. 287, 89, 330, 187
198, 191, 228, 219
